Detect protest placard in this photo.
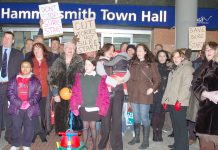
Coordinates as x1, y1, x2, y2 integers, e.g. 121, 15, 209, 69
189, 26, 206, 50
73, 18, 100, 54
39, 2, 63, 38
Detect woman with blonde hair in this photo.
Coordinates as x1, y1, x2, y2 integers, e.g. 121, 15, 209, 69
193, 41, 218, 150
162, 49, 194, 150
48, 41, 84, 134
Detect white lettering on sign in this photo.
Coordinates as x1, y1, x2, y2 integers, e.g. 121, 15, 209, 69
0, 7, 169, 24
1, 8, 40, 19
61, 8, 96, 20
142, 10, 166, 22
101, 9, 136, 21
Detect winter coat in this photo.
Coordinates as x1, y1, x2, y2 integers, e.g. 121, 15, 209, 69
70, 73, 110, 116
186, 59, 208, 122
28, 55, 55, 133
47, 53, 84, 133
7, 74, 41, 119
128, 61, 160, 104
152, 63, 170, 113
193, 60, 218, 135
162, 60, 194, 106
48, 54, 84, 90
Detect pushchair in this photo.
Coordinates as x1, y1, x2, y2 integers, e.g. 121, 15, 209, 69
56, 112, 85, 150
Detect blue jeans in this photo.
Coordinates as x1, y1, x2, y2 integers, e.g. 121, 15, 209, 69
132, 103, 150, 126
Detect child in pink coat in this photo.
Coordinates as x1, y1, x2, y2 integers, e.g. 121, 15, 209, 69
70, 57, 110, 150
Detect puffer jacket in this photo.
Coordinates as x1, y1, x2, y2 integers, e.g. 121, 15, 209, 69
7, 74, 42, 119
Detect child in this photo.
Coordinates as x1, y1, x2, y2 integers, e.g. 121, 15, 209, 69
104, 51, 130, 95
70, 57, 110, 150
7, 60, 41, 150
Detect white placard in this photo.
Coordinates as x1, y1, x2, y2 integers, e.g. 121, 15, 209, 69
39, 2, 63, 38
189, 26, 206, 50
73, 18, 100, 54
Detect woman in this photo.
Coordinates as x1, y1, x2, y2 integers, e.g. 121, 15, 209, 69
162, 49, 194, 150
71, 57, 110, 150
97, 43, 130, 150
152, 50, 170, 142
48, 41, 84, 134
128, 43, 160, 149
8, 60, 41, 150
30, 43, 51, 142
193, 41, 218, 150
186, 48, 207, 145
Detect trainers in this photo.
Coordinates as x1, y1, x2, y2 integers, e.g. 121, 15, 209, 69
10, 146, 19, 150
23, 146, 30, 150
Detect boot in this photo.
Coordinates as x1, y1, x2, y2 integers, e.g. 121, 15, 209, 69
157, 129, 163, 142
153, 130, 158, 142
32, 134, 37, 143
128, 123, 140, 145
138, 125, 150, 149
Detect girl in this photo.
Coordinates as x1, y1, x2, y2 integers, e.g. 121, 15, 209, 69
70, 57, 110, 150
128, 43, 160, 149
7, 60, 41, 150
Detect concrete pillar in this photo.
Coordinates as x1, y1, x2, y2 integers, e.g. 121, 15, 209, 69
175, 0, 198, 49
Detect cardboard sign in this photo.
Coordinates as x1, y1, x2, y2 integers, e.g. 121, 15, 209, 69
189, 26, 206, 50
73, 18, 100, 54
39, 2, 63, 38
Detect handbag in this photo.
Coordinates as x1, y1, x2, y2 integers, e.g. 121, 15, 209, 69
126, 107, 134, 126
68, 111, 83, 131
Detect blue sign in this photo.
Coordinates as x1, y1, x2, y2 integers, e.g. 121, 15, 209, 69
0, 3, 217, 30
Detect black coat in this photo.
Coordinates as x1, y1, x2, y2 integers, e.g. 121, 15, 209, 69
193, 61, 218, 135
0, 47, 23, 80
152, 63, 170, 113
186, 59, 209, 122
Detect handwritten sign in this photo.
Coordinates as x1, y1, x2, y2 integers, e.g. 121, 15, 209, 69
73, 18, 100, 54
189, 26, 206, 50
39, 2, 63, 38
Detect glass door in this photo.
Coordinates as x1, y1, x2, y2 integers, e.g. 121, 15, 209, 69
101, 33, 133, 50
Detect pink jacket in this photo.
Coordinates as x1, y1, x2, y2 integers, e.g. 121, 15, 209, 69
70, 73, 110, 116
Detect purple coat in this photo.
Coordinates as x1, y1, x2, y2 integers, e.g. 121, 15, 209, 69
7, 74, 42, 119
70, 73, 110, 116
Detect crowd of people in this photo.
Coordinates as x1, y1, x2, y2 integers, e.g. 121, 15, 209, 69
0, 29, 217, 150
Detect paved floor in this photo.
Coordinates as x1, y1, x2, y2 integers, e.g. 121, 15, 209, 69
0, 128, 199, 150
